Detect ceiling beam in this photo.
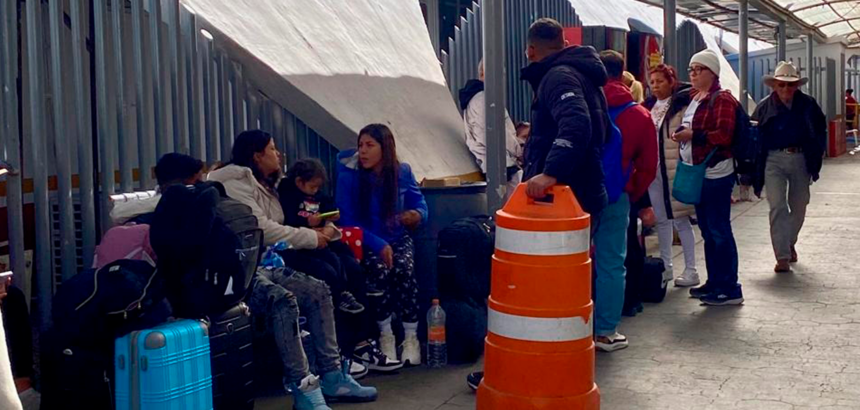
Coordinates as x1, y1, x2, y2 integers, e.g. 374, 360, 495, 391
748, 0, 828, 43
817, 16, 860, 29
791, 0, 858, 14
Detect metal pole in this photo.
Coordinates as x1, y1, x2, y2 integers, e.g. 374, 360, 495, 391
664, 0, 676, 69
71, 0, 96, 268
26, 0, 53, 329
49, 0, 77, 281
149, 0, 166, 159
95, 0, 116, 231
167, 0, 186, 154
739, 0, 749, 112
182, 9, 201, 159
806, 34, 815, 96
218, 53, 233, 161
201, 31, 218, 164
1, 0, 28, 300
131, 0, 153, 189
111, 0, 132, 193
231, 64, 246, 136
777, 20, 787, 62
483, 0, 506, 213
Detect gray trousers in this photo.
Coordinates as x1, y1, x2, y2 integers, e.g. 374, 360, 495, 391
765, 151, 811, 261
249, 267, 341, 385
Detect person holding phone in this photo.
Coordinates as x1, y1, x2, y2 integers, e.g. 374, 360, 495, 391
673, 50, 743, 306
336, 124, 429, 368
277, 158, 366, 315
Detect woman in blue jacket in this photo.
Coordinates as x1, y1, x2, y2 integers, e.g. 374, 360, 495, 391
336, 123, 428, 368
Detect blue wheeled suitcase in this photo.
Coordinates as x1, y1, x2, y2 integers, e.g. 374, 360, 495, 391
115, 319, 213, 410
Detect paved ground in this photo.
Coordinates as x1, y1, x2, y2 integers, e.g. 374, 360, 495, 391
259, 154, 860, 410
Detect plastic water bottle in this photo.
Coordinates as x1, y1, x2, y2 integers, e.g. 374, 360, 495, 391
427, 299, 447, 367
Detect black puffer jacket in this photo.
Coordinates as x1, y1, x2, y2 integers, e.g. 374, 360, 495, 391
520, 46, 609, 215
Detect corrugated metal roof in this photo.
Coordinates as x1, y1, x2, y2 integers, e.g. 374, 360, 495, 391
633, 0, 830, 44
777, 0, 860, 46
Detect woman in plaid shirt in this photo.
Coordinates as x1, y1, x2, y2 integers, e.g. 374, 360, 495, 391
670, 49, 744, 306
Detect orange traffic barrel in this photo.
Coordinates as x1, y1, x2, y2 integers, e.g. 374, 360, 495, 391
477, 184, 599, 410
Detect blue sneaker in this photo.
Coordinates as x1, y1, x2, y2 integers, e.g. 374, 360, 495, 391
321, 360, 379, 403
288, 375, 331, 410
700, 286, 744, 306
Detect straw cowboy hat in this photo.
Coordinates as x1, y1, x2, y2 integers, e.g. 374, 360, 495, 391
763, 61, 808, 88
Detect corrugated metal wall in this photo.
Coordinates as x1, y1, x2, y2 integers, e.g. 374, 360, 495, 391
440, 0, 581, 123
0, 0, 338, 330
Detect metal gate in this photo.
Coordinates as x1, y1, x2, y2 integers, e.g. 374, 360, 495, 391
0, 0, 338, 330
440, 0, 582, 123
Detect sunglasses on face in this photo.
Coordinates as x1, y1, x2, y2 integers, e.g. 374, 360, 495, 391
775, 82, 799, 89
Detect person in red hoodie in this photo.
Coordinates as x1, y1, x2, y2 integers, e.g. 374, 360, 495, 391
593, 50, 657, 352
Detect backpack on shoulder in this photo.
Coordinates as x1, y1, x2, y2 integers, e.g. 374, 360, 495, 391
708, 91, 759, 169
604, 102, 637, 203
150, 181, 264, 318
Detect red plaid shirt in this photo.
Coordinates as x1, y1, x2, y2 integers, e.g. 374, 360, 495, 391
690, 89, 738, 166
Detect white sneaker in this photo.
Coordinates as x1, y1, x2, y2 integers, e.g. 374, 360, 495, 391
379, 332, 397, 361
674, 270, 701, 287
401, 333, 421, 366
349, 359, 368, 380
595, 332, 629, 352
662, 266, 675, 284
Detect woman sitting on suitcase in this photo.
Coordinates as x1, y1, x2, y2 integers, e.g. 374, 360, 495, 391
208, 130, 377, 410
336, 123, 429, 367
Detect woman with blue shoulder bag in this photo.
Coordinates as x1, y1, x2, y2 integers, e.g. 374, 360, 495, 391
670, 50, 743, 306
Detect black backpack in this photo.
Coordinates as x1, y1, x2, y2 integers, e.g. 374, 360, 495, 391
440, 298, 487, 364
151, 181, 264, 318
436, 216, 495, 304
40, 260, 171, 410
709, 92, 759, 166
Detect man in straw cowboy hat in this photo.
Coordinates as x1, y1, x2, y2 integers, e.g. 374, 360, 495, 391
752, 61, 826, 273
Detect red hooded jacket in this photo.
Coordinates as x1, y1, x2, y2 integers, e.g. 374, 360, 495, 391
604, 80, 658, 203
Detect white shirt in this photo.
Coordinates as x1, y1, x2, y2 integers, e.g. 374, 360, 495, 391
651, 98, 671, 168
679, 99, 734, 179
463, 90, 521, 173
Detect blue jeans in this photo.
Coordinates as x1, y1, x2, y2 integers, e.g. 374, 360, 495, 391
593, 193, 630, 337
695, 174, 740, 290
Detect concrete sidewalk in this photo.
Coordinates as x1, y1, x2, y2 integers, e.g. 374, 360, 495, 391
259, 154, 860, 410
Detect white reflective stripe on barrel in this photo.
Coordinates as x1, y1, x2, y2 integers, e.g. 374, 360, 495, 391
488, 307, 592, 342
495, 226, 590, 256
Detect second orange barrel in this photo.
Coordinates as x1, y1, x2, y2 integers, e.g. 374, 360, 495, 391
477, 184, 599, 409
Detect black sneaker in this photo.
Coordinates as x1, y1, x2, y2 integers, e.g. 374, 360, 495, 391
689, 282, 718, 299
466, 371, 483, 391
701, 286, 744, 306
365, 285, 385, 298
353, 340, 403, 373
338, 291, 365, 314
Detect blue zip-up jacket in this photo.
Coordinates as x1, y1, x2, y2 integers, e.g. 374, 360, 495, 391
335, 149, 428, 254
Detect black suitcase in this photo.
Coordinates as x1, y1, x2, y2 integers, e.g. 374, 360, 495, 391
437, 216, 495, 304
641, 256, 668, 303
208, 302, 255, 410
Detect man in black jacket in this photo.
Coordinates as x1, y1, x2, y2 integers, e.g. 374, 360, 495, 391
520, 19, 609, 218
467, 17, 613, 390
752, 61, 826, 273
